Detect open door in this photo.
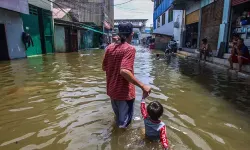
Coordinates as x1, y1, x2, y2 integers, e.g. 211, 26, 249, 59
71, 29, 78, 52
0, 24, 9, 60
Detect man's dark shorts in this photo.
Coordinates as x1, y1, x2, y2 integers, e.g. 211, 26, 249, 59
111, 99, 135, 128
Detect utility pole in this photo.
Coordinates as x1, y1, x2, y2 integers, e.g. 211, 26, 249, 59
102, 0, 105, 46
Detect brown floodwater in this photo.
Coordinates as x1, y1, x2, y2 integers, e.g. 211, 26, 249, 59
0, 46, 250, 150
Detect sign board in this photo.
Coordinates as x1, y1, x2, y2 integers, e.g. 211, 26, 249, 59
0, 0, 29, 14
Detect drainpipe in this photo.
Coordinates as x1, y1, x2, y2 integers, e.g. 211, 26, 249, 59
197, 1, 202, 50
180, 9, 186, 48
224, 0, 232, 53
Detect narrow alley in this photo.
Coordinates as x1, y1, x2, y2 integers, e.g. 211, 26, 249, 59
0, 47, 250, 149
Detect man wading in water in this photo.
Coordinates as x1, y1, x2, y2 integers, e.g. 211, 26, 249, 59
102, 23, 151, 128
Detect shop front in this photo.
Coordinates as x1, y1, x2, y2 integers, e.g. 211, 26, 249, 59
200, 0, 224, 51
230, 0, 250, 49
184, 9, 200, 49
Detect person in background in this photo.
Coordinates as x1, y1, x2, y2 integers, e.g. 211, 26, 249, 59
141, 99, 169, 150
229, 34, 239, 56
229, 34, 239, 48
228, 38, 250, 72
199, 38, 211, 61
102, 23, 151, 128
156, 54, 160, 60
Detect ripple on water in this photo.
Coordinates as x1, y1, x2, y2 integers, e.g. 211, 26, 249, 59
20, 137, 56, 150
0, 132, 36, 146
28, 99, 45, 103
178, 114, 196, 126
198, 129, 225, 145
9, 107, 33, 112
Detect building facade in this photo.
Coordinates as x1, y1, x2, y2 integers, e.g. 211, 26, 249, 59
229, 0, 250, 51
151, 0, 245, 56
114, 19, 148, 45
53, 0, 114, 49
21, 0, 54, 56
0, 0, 29, 60
152, 0, 183, 49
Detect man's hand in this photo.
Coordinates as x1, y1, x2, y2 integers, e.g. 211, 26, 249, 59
120, 69, 151, 98
142, 85, 151, 99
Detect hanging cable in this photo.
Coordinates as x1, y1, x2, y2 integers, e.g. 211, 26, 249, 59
114, 0, 135, 6
44, 0, 105, 34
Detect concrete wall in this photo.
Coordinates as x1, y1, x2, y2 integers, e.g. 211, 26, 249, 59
0, 8, 26, 59
54, 25, 66, 52
0, 0, 29, 14
173, 10, 183, 47
28, 0, 52, 11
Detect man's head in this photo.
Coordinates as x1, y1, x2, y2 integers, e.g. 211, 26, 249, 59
118, 23, 134, 43
147, 101, 164, 121
237, 38, 244, 47
202, 38, 208, 44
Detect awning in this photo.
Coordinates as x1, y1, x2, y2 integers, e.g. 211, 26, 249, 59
186, 10, 200, 25
232, 0, 250, 6
54, 19, 106, 35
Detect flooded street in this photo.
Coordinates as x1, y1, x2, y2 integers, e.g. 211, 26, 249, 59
1, 46, 250, 150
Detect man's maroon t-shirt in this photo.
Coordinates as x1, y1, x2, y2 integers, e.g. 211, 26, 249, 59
103, 42, 136, 100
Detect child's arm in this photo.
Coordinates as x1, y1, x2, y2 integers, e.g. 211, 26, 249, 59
160, 125, 169, 150
141, 99, 148, 119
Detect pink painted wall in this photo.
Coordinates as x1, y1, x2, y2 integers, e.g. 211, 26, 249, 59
0, 0, 29, 14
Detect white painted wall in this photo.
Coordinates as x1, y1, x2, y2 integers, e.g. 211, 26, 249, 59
0, 8, 26, 59
153, 9, 174, 36
28, 0, 52, 11
153, 9, 183, 47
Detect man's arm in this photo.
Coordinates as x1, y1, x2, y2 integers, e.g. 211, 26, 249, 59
120, 69, 144, 88
120, 69, 151, 99
140, 99, 148, 119
102, 52, 107, 71
236, 47, 242, 56
120, 47, 151, 98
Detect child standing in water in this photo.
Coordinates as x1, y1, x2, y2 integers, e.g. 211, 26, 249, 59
141, 99, 169, 150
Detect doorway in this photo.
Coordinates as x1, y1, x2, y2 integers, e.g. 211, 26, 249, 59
71, 29, 78, 52
0, 24, 9, 60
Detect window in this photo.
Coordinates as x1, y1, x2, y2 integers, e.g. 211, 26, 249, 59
155, 0, 163, 9
157, 17, 160, 28
162, 13, 165, 25
168, 9, 173, 23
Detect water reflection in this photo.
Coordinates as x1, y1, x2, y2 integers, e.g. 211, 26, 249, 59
0, 47, 250, 150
